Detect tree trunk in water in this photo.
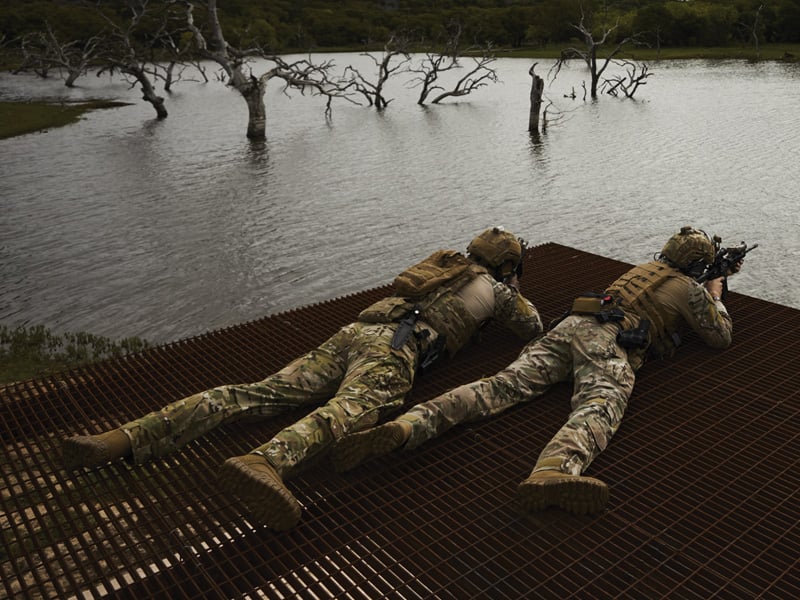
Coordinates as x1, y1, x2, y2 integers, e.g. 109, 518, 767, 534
64, 70, 80, 88
126, 67, 168, 119
145, 92, 168, 120
528, 68, 544, 133
589, 51, 599, 99
139, 82, 167, 119
229, 72, 268, 138
244, 91, 267, 139
164, 62, 176, 93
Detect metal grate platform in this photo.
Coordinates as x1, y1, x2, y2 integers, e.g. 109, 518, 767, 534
2, 242, 798, 599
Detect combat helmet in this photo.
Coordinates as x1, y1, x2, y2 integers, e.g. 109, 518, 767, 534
467, 226, 522, 280
660, 225, 716, 277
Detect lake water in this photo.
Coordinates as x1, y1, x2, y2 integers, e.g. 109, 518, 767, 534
1, 54, 798, 344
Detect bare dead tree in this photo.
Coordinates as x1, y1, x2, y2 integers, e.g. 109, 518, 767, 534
528, 62, 545, 133
184, 0, 346, 138
344, 34, 411, 110
14, 35, 51, 78
653, 25, 662, 60
94, 0, 188, 119
163, 61, 178, 92
601, 60, 652, 99
602, 76, 624, 97
541, 100, 554, 133
159, 20, 199, 92
527, 61, 574, 135
408, 51, 460, 106
552, 8, 641, 99
407, 22, 463, 105
15, 22, 101, 87
738, 3, 764, 59
429, 44, 498, 104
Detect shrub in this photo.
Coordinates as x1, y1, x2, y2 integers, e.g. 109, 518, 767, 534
0, 324, 150, 385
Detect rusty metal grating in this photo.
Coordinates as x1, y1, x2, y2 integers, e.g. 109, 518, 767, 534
2, 242, 798, 599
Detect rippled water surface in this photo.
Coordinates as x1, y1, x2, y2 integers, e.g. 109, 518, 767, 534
1, 55, 798, 344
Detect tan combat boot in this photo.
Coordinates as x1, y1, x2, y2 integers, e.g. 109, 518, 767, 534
517, 470, 609, 516
218, 454, 302, 531
62, 429, 132, 469
331, 421, 411, 473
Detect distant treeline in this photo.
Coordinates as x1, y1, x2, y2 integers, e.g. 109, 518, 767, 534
1, 0, 799, 51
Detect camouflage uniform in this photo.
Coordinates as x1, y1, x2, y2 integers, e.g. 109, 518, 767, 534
120, 272, 542, 477
395, 266, 733, 477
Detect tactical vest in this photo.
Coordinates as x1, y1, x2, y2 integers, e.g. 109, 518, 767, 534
358, 250, 488, 356
604, 260, 683, 358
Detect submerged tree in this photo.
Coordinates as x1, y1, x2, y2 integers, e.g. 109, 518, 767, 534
16, 22, 101, 87
528, 62, 545, 133
184, 0, 344, 138
553, 8, 643, 99
404, 20, 500, 107
427, 45, 498, 105
94, 0, 189, 120
602, 60, 652, 99
344, 34, 412, 110
408, 27, 461, 106
11, 1, 191, 117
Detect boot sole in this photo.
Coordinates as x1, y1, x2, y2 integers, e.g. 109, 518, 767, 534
218, 457, 302, 531
331, 424, 404, 473
62, 437, 109, 470
517, 475, 609, 516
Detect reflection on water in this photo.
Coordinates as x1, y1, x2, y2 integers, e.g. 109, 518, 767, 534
1, 56, 798, 344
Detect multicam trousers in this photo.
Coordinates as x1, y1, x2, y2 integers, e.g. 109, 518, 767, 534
120, 321, 418, 476
398, 315, 636, 476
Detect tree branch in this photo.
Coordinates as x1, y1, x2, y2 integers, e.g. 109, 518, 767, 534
430, 43, 498, 104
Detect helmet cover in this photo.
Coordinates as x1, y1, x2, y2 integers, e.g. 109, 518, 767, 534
467, 226, 522, 278
660, 225, 715, 272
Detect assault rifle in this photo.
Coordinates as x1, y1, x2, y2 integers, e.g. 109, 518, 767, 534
696, 239, 758, 299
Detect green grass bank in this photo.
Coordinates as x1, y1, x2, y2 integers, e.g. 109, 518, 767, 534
0, 99, 128, 140
0, 325, 149, 386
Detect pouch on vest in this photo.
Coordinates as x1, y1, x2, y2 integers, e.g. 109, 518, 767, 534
570, 293, 614, 314
358, 296, 414, 323
571, 293, 625, 323
393, 250, 472, 298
